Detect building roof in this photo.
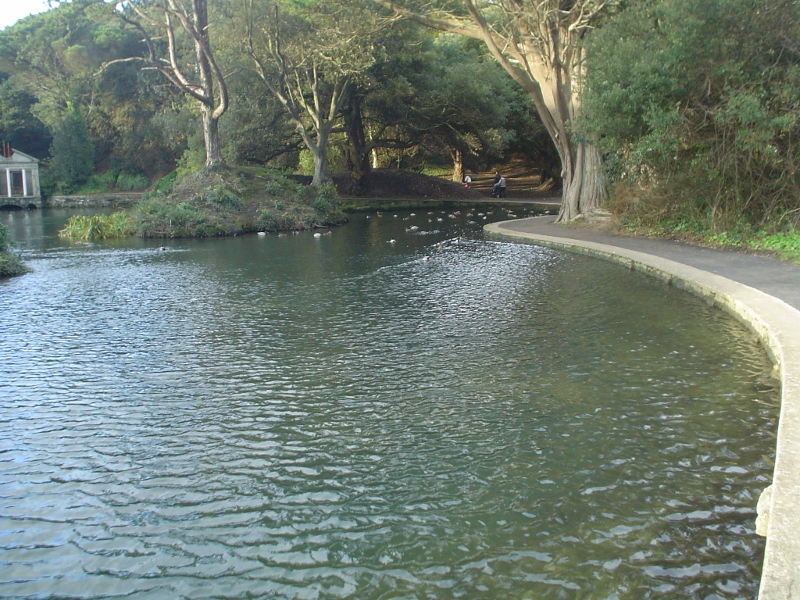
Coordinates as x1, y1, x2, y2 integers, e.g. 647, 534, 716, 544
0, 148, 40, 166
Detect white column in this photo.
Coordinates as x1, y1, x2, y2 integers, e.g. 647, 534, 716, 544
32, 168, 40, 197
5, 169, 10, 198
22, 169, 28, 197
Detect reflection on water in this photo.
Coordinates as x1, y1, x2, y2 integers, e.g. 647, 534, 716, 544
0, 207, 777, 598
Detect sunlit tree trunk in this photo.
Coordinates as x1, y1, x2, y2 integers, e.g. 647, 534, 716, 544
109, 0, 229, 168
451, 148, 464, 183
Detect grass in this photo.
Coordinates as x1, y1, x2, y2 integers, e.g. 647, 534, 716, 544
59, 212, 135, 241
617, 216, 800, 264
749, 231, 800, 263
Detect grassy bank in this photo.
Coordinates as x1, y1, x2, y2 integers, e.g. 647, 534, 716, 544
0, 223, 29, 278
60, 166, 346, 240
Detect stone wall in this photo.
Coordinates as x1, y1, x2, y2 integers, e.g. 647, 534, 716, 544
46, 193, 143, 208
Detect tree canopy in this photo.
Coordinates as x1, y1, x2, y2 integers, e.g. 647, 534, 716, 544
1, 0, 797, 237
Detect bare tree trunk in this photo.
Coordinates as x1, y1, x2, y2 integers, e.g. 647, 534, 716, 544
558, 142, 607, 221
202, 107, 224, 168
310, 128, 332, 186
110, 0, 228, 171
451, 149, 464, 183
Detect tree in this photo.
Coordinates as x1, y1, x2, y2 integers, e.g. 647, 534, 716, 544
48, 104, 95, 191
342, 26, 522, 188
376, 0, 618, 221
411, 35, 517, 182
0, 0, 186, 176
0, 76, 51, 158
234, 0, 379, 186
111, 0, 229, 168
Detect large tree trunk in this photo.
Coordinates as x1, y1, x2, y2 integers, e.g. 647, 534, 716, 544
202, 108, 224, 168
343, 94, 371, 194
558, 141, 607, 221
451, 149, 464, 183
378, 0, 610, 221
193, 0, 226, 168
310, 127, 332, 186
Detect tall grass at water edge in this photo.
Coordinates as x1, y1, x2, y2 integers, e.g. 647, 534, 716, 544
59, 212, 135, 241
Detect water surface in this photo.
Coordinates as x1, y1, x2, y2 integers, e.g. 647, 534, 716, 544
0, 208, 778, 598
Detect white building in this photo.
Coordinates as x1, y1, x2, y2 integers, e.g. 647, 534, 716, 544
1, 144, 41, 208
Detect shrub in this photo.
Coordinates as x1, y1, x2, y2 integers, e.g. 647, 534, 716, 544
133, 198, 224, 238
582, 0, 800, 230
0, 223, 27, 277
145, 172, 178, 199
264, 180, 285, 196
203, 184, 242, 209
750, 231, 800, 263
116, 172, 149, 191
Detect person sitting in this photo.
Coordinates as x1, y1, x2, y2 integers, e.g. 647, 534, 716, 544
463, 174, 471, 188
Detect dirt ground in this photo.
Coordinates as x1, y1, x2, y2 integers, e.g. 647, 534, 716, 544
465, 156, 559, 199
335, 156, 560, 202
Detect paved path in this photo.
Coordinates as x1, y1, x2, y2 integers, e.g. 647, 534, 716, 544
486, 216, 800, 600
500, 216, 800, 311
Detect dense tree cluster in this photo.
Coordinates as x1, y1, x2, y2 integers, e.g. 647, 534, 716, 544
0, 0, 539, 197
580, 0, 800, 231
0, 0, 797, 230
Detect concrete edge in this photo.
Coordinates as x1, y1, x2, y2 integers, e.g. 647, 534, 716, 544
485, 220, 800, 599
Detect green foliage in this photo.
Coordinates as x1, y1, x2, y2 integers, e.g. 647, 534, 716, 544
363, 31, 524, 173
115, 172, 149, 191
750, 231, 800, 263
313, 184, 337, 213
58, 211, 134, 240
582, 0, 800, 230
0, 223, 29, 277
134, 198, 222, 238
202, 185, 242, 210
0, 79, 51, 158
145, 172, 178, 199
125, 166, 344, 237
48, 105, 95, 193
174, 136, 208, 182
297, 145, 347, 176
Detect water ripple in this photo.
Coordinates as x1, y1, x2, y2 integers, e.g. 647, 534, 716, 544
0, 209, 777, 598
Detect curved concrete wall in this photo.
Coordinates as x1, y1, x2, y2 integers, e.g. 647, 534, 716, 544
485, 220, 800, 599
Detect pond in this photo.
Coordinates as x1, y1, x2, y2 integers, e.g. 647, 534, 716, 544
0, 207, 777, 599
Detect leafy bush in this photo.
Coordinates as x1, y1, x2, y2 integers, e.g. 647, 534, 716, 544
202, 184, 242, 209
116, 172, 149, 191
145, 172, 178, 199
264, 180, 285, 196
582, 0, 800, 230
750, 231, 800, 263
0, 223, 26, 277
134, 198, 215, 237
